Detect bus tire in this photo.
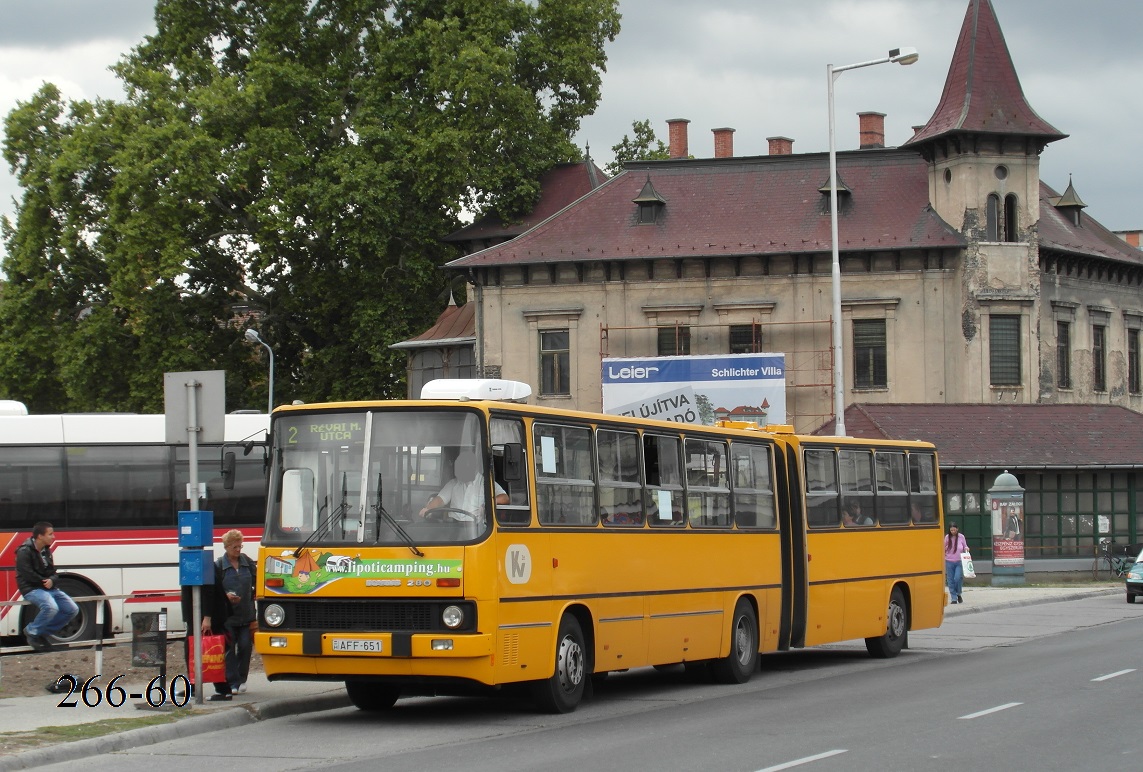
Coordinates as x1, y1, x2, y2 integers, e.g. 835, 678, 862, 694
710, 598, 759, 684
531, 614, 587, 714
345, 680, 400, 711
36, 577, 99, 644
865, 587, 908, 659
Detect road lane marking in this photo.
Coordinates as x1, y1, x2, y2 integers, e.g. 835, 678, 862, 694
958, 702, 1022, 720
1091, 669, 1135, 682
756, 749, 847, 771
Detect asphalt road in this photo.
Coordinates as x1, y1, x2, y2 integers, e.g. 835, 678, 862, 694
30, 594, 1143, 772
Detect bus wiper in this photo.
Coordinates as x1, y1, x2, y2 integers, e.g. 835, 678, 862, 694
292, 473, 350, 557
372, 473, 424, 557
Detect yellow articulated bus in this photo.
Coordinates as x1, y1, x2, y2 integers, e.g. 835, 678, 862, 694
255, 379, 945, 713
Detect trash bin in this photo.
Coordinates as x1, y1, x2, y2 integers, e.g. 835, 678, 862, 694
131, 609, 168, 670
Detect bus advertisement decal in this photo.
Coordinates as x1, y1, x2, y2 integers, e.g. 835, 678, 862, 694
264, 549, 462, 595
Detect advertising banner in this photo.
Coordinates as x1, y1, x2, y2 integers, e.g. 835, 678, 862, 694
991, 495, 1025, 567
601, 354, 786, 427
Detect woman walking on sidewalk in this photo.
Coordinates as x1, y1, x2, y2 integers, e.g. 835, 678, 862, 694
945, 522, 969, 604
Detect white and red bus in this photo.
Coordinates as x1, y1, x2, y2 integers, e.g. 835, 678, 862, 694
0, 405, 269, 643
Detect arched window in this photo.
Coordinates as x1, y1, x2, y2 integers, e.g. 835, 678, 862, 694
1003, 194, 1019, 242
985, 194, 1000, 241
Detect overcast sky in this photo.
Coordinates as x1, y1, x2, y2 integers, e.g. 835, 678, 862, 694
1, 0, 1139, 265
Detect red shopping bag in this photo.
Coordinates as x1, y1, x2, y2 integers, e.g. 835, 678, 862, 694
187, 633, 227, 685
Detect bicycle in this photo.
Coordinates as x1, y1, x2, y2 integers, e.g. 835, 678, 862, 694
1094, 540, 1137, 579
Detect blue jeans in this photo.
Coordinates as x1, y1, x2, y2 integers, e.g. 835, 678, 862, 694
225, 623, 253, 690
24, 587, 79, 637
945, 559, 964, 599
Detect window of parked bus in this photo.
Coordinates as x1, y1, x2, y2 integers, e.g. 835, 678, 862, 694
731, 442, 776, 529
909, 452, 939, 523
644, 434, 685, 527
875, 451, 910, 524
534, 423, 596, 526
805, 448, 839, 527
685, 438, 730, 527
598, 429, 643, 526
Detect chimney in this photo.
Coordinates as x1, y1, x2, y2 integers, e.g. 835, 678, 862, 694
712, 127, 735, 158
858, 112, 886, 149
667, 118, 690, 159
767, 136, 794, 156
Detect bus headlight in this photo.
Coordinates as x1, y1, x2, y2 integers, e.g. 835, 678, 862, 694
263, 603, 286, 628
441, 605, 464, 629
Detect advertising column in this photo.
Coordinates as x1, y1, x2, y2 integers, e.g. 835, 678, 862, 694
989, 470, 1025, 586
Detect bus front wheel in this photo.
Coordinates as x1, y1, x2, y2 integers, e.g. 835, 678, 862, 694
345, 680, 400, 711
531, 614, 586, 713
710, 598, 759, 684
865, 587, 908, 659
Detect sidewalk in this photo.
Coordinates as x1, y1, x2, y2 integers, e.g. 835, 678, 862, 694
0, 583, 1124, 771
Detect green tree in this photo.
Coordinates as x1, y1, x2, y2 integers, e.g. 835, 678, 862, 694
0, 0, 621, 411
605, 118, 669, 176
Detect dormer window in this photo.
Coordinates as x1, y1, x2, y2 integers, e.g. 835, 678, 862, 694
632, 177, 666, 224
819, 171, 851, 213
1053, 176, 1087, 228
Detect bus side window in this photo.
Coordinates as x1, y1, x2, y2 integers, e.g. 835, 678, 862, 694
805, 448, 839, 527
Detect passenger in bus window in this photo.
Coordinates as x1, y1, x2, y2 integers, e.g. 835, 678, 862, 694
15, 521, 78, 652
842, 500, 872, 527
419, 450, 508, 522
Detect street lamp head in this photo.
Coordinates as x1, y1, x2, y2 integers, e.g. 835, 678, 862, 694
889, 47, 919, 66
244, 328, 263, 344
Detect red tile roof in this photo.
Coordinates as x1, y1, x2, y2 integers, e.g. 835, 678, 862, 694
816, 403, 1143, 468
447, 150, 964, 268
444, 160, 607, 243
905, 0, 1065, 146
1038, 181, 1143, 265
390, 300, 475, 350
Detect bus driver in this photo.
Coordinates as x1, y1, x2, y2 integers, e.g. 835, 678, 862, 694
419, 450, 509, 521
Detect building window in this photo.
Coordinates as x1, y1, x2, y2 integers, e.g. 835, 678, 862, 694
1056, 321, 1071, 389
729, 323, 762, 354
657, 326, 691, 356
1129, 329, 1141, 394
853, 319, 887, 388
539, 330, 570, 396
986, 194, 1000, 240
989, 315, 1021, 386
1004, 194, 1018, 242
1092, 325, 1106, 392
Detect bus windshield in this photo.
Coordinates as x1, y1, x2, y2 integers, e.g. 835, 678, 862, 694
266, 408, 490, 547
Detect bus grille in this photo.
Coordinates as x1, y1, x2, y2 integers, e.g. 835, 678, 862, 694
291, 601, 436, 632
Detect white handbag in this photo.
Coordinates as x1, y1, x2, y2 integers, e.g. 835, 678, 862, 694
960, 551, 976, 579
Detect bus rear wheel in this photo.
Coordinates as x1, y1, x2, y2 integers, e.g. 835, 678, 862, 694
345, 680, 401, 711
710, 598, 758, 684
531, 614, 586, 713
865, 587, 908, 659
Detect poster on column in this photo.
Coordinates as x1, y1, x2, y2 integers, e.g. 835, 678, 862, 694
601, 354, 786, 427
991, 496, 1025, 567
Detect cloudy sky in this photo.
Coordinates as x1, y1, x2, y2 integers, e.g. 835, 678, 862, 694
1, 0, 1139, 264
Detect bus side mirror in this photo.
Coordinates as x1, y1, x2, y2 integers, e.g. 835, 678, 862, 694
221, 452, 236, 490
502, 443, 524, 483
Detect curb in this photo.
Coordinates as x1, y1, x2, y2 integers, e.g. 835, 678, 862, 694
0, 691, 351, 772
944, 587, 1122, 617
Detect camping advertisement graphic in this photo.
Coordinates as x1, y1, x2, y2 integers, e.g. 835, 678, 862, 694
601, 354, 786, 427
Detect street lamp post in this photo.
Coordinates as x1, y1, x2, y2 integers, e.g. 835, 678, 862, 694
827, 47, 918, 437
244, 328, 275, 415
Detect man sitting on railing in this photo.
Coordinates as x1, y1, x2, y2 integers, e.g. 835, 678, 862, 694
15, 521, 78, 652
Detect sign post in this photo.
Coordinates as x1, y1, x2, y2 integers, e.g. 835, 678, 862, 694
165, 371, 225, 705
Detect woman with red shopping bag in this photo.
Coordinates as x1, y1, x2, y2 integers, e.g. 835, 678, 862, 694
180, 534, 252, 701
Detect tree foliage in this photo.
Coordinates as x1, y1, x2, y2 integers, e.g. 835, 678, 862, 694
605, 118, 669, 176
0, 0, 620, 412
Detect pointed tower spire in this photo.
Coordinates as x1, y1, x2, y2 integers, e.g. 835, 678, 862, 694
905, 0, 1066, 151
